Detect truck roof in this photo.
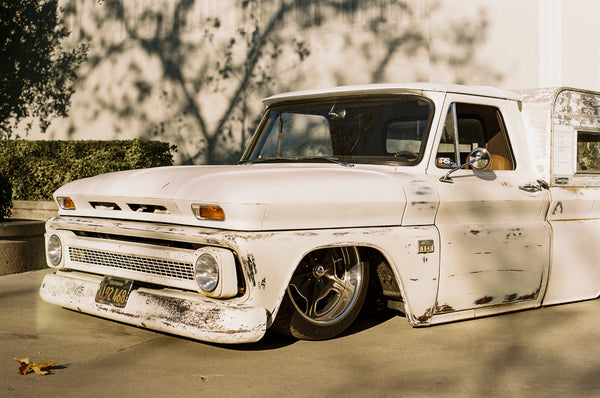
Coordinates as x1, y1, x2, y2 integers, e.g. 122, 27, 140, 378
263, 83, 519, 106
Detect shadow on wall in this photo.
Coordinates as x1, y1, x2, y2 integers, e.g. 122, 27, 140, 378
51, 0, 500, 165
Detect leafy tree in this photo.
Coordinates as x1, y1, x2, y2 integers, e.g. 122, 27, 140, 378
0, 0, 87, 138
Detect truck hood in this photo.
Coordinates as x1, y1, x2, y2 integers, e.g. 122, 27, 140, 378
54, 164, 410, 230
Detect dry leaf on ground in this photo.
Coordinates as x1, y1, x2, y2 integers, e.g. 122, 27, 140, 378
14, 358, 56, 375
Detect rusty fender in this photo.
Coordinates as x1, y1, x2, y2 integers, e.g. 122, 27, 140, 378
228, 225, 441, 328
39, 271, 267, 344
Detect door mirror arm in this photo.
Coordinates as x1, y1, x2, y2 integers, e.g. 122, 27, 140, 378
439, 148, 491, 184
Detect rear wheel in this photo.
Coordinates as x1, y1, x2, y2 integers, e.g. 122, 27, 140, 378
272, 247, 369, 340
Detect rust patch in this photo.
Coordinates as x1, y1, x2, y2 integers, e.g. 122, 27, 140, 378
517, 292, 537, 301
104, 306, 141, 319
474, 296, 493, 305
469, 230, 480, 235
505, 229, 523, 242
563, 186, 586, 196
415, 308, 432, 324
258, 278, 266, 289
138, 291, 225, 327
333, 232, 350, 237
293, 232, 319, 237
504, 293, 518, 302
413, 183, 433, 196
435, 304, 454, 313
244, 254, 257, 286
504, 290, 537, 302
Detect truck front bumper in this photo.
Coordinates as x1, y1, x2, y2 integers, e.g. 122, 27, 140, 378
39, 271, 268, 344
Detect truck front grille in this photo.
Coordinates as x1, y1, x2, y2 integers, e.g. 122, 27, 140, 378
68, 247, 194, 281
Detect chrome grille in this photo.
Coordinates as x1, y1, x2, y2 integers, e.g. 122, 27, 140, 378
69, 247, 194, 280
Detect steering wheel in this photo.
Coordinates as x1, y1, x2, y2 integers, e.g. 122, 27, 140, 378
394, 150, 417, 160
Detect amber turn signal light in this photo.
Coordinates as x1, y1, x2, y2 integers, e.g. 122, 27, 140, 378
57, 197, 76, 210
192, 204, 225, 221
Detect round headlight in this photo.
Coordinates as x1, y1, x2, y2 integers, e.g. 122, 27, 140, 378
194, 253, 219, 293
47, 234, 62, 267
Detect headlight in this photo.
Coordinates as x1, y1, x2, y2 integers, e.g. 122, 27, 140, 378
194, 253, 219, 293
193, 248, 239, 298
47, 234, 62, 267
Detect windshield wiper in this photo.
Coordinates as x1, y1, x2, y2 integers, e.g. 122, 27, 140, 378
240, 156, 353, 167
301, 156, 353, 167
239, 157, 295, 165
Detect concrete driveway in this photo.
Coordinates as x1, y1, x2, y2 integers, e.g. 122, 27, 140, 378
2, 269, 600, 397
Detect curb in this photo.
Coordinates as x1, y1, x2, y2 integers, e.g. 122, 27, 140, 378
0, 219, 46, 276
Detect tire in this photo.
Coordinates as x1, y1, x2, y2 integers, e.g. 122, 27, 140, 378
272, 246, 369, 340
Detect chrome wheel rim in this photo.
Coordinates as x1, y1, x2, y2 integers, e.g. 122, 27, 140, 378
287, 247, 362, 325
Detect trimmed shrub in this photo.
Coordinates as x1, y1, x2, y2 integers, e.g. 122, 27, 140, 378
0, 140, 176, 201
0, 174, 12, 221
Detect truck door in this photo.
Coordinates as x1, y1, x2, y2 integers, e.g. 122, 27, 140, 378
427, 94, 550, 315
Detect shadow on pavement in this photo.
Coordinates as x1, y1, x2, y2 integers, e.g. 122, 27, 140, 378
60, 299, 400, 351
228, 307, 399, 351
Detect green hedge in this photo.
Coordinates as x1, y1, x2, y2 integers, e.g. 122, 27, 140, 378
0, 173, 12, 221
0, 140, 176, 201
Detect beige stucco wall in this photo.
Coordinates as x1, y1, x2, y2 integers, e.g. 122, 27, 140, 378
22, 0, 600, 164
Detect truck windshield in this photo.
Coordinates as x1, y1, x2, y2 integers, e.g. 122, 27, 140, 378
241, 96, 434, 165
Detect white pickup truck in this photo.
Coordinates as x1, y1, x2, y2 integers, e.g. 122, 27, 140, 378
40, 83, 600, 343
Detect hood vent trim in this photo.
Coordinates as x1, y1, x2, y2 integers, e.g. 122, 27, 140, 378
128, 204, 171, 214
90, 202, 121, 211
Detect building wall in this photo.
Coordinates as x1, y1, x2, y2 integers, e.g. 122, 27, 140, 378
24, 0, 600, 164
553, 0, 600, 90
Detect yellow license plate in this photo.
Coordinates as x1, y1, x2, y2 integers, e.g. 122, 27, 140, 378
95, 277, 133, 308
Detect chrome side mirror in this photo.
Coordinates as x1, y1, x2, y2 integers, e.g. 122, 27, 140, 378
469, 148, 491, 170
439, 148, 491, 183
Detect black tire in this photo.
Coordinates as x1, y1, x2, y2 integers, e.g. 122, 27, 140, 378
272, 247, 369, 340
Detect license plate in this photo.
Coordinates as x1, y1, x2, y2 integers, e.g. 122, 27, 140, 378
95, 277, 133, 308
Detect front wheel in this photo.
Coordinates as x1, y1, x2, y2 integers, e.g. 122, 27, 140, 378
272, 247, 369, 340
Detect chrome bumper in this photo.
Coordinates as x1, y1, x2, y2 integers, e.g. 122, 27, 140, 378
39, 271, 267, 344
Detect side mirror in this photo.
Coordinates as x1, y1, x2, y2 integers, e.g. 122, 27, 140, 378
469, 148, 491, 170
439, 148, 491, 183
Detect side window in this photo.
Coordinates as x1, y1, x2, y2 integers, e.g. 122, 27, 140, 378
577, 131, 600, 173
435, 103, 515, 170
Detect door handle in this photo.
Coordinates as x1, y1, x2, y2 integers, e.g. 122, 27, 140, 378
519, 183, 542, 193
519, 179, 548, 193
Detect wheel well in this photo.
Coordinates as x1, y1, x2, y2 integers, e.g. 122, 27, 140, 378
357, 247, 405, 313
282, 246, 405, 315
